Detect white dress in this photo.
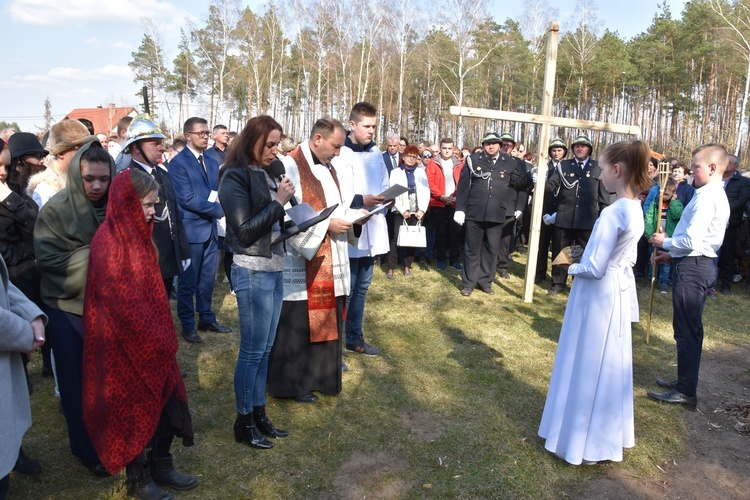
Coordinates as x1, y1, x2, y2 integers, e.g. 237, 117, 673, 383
538, 197, 642, 465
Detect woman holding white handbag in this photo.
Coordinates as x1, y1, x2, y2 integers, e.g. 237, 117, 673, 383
386, 145, 430, 278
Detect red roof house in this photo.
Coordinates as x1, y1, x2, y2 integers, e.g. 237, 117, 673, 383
65, 104, 138, 136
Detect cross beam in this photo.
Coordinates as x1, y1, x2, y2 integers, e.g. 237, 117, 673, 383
450, 21, 641, 302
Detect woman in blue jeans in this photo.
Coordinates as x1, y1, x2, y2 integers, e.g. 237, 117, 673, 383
218, 116, 295, 449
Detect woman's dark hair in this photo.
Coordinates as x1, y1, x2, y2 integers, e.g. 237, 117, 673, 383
80, 141, 112, 165
221, 115, 283, 179
399, 145, 420, 165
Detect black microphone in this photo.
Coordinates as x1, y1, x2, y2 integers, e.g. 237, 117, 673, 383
269, 159, 297, 206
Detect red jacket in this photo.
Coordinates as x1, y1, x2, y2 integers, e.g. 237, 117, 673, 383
426, 156, 462, 208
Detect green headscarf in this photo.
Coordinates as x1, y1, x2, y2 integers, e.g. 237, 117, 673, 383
34, 140, 114, 315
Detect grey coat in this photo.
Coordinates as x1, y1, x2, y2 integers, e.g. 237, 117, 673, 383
0, 255, 46, 478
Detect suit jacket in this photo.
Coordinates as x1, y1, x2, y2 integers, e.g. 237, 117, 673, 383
455, 152, 527, 223
724, 171, 750, 225
546, 158, 611, 230
0, 254, 46, 478
382, 152, 399, 175
129, 160, 190, 278
167, 147, 224, 244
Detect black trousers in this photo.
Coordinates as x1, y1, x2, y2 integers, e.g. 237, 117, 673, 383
535, 220, 554, 280
431, 206, 461, 263
496, 217, 516, 272
717, 223, 740, 288
388, 213, 418, 269
45, 307, 101, 467
462, 220, 502, 290
672, 256, 716, 397
551, 226, 592, 287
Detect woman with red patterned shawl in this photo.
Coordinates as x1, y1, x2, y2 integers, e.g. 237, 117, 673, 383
82, 168, 198, 500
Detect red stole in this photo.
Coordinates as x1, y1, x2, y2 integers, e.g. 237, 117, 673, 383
288, 146, 339, 343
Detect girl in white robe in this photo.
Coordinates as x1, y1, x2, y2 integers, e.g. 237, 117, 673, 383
539, 140, 654, 465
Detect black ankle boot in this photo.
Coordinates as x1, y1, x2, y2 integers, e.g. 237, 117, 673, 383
234, 412, 274, 449
126, 461, 173, 500
148, 451, 199, 491
13, 447, 41, 475
253, 405, 288, 438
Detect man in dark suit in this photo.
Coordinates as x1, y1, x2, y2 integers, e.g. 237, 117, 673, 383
717, 154, 750, 295
453, 132, 528, 296
168, 117, 230, 343
381, 133, 400, 175
546, 134, 611, 295
122, 114, 190, 299
204, 124, 228, 167
536, 138, 567, 283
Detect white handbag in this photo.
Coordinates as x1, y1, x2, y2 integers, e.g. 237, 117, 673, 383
397, 220, 426, 248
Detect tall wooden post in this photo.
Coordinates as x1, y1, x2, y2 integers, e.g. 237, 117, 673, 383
523, 22, 560, 303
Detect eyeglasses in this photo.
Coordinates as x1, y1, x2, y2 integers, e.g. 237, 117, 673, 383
422, 154, 432, 158
187, 130, 210, 138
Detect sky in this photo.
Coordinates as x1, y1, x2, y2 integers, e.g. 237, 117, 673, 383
0, 0, 688, 133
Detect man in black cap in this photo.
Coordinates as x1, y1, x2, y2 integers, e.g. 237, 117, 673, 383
546, 134, 610, 295
7, 133, 48, 192
536, 138, 567, 283
454, 132, 528, 296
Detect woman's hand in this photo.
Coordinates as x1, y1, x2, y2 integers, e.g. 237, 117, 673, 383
275, 177, 295, 205
415, 210, 424, 220
402, 210, 411, 219
30, 317, 45, 352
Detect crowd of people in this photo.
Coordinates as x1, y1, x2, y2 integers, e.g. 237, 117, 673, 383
1, 100, 748, 497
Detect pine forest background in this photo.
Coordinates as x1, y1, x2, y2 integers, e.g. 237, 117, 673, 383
129, 0, 750, 160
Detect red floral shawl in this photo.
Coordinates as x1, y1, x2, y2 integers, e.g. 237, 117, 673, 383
82, 170, 187, 475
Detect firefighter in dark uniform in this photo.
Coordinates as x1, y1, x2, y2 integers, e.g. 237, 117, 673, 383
454, 132, 528, 296
546, 134, 611, 295
535, 138, 568, 284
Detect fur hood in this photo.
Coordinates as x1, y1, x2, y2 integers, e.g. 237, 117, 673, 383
25, 157, 66, 198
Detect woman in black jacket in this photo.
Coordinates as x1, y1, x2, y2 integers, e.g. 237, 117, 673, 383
218, 116, 294, 450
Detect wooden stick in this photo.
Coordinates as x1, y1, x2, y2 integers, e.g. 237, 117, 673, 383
646, 162, 672, 343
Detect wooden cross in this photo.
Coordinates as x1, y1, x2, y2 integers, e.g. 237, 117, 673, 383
450, 21, 641, 302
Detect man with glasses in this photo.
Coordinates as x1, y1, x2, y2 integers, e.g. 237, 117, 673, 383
381, 133, 400, 174
169, 117, 230, 343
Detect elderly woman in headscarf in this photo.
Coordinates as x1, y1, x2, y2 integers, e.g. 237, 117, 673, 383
34, 139, 113, 477
27, 120, 93, 208
83, 168, 197, 499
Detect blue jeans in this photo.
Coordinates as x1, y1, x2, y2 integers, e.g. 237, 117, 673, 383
232, 264, 282, 414
345, 256, 374, 345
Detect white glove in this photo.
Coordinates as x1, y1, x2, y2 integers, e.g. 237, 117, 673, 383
453, 211, 465, 226
543, 212, 557, 226
514, 210, 523, 219
181, 259, 191, 271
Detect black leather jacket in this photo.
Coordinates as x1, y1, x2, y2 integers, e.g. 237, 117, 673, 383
218, 165, 285, 258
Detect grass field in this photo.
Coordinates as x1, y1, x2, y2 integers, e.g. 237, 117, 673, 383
17, 253, 750, 498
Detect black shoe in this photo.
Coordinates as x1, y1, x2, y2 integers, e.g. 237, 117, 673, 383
647, 389, 697, 411
460, 288, 472, 297
197, 322, 231, 333
345, 341, 381, 356
149, 452, 199, 491
127, 461, 172, 500
294, 393, 319, 403
547, 285, 565, 296
534, 275, 546, 284
253, 405, 288, 438
480, 287, 495, 295
655, 378, 676, 390
497, 269, 510, 279
342, 361, 349, 372
13, 447, 41, 475
234, 413, 274, 449
85, 462, 112, 478
721, 285, 731, 295
181, 329, 203, 343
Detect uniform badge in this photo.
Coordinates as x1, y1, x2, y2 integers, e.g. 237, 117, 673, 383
500, 172, 505, 178
585, 172, 590, 177
569, 172, 575, 177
